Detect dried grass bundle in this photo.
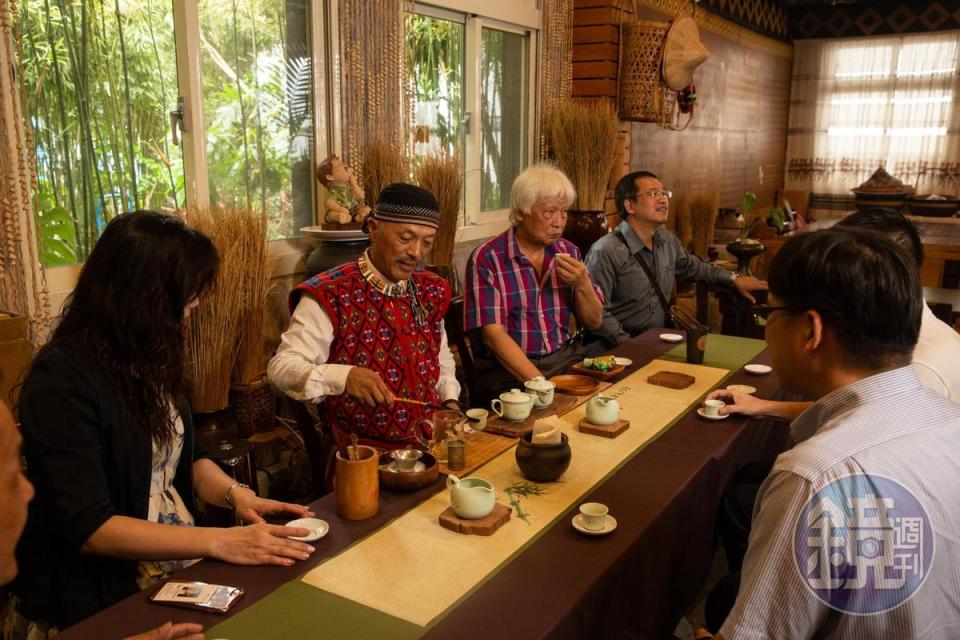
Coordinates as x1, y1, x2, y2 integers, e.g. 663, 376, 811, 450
414, 152, 461, 267
184, 205, 269, 412
230, 209, 270, 385
689, 191, 720, 259
546, 100, 619, 211
362, 137, 407, 208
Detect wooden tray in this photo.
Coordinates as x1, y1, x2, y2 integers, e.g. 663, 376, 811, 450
439, 431, 517, 477
570, 363, 626, 381
484, 393, 579, 438
549, 374, 600, 396
439, 503, 512, 536
578, 417, 630, 438
483, 384, 612, 438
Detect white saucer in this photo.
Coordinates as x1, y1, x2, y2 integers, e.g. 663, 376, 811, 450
659, 333, 684, 343
286, 517, 329, 542
299, 226, 368, 242
386, 461, 426, 473
697, 408, 729, 421
726, 384, 757, 394
572, 513, 617, 536
614, 357, 633, 367
744, 364, 772, 375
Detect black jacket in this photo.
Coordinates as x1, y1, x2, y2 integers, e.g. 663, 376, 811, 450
13, 343, 207, 629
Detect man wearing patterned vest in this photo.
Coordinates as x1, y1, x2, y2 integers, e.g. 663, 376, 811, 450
268, 183, 461, 449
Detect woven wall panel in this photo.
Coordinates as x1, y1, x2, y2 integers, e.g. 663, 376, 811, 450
790, 1, 960, 39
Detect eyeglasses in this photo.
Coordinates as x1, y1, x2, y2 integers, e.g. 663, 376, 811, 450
751, 304, 789, 327
636, 190, 672, 200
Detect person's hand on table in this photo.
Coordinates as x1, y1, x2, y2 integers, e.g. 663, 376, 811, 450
124, 621, 204, 640
706, 389, 765, 416
732, 275, 768, 304
230, 487, 314, 525
345, 367, 394, 407
207, 523, 315, 566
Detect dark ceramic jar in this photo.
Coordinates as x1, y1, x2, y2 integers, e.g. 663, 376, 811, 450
515, 432, 571, 482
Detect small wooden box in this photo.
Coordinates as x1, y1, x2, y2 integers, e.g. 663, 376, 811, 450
578, 417, 630, 438
647, 370, 695, 389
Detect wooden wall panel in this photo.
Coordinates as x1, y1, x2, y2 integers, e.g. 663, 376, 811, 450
626, 5, 793, 210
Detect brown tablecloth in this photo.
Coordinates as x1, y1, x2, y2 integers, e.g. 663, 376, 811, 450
59, 330, 788, 640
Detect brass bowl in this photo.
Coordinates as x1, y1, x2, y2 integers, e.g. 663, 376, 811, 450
378, 451, 439, 492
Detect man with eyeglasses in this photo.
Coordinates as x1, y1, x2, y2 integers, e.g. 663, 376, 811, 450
584, 171, 767, 351
702, 228, 960, 639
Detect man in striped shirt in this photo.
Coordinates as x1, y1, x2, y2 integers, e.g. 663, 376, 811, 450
714, 228, 960, 639
464, 165, 603, 402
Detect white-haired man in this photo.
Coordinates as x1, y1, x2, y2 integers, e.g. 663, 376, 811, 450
464, 164, 604, 402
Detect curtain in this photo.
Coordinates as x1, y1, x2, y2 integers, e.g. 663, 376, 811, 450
539, 0, 573, 159
339, 0, 408, 169
1, 0, 52, 343
786, 32, 960, 209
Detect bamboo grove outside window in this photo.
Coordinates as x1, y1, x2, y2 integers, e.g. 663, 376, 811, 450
19, 0, 316, 267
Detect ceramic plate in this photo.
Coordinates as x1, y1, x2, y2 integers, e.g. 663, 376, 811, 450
744, 364, 772, 375
549, 374, 600, 396
286, 517, 329, 542
572, 513, 618, 536
659, 333, 684, 343
299, 226, 368, 242
726, 384, 757, 394
614, 357, 633, 367
697, 408, 729, 421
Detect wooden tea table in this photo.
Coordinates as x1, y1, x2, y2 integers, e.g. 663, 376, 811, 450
59, 330, 789, 640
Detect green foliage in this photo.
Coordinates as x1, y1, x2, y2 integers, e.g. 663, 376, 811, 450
18, 0, 313, 264
405, 13, 463, 154
738, 191, 761, 241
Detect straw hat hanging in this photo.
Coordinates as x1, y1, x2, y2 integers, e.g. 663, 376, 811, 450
662, 17, 709, 91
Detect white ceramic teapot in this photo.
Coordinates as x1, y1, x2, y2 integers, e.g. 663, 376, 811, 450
523, 376, 556, 408
585, 395, 620, 425
491, 388, 535, 422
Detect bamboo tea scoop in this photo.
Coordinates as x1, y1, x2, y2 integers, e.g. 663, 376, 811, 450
350, 433, 359, 462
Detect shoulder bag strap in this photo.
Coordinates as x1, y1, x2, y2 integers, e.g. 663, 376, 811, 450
614, 230, 673, 321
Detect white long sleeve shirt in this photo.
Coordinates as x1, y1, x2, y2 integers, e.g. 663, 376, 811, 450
268, 293, 461, 404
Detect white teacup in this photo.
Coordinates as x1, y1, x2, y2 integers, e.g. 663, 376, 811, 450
466, 408, 489, 431
704, 399, 725, 418
579, 502, 609, 531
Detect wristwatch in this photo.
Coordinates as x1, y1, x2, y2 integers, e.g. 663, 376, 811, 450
729, 270, 742, 285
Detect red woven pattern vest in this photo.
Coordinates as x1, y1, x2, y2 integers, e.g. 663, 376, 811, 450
293, 262, 450, 446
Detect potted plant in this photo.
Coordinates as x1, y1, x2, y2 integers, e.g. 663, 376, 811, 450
546, 99, 620, 255
726, 192, 766, 275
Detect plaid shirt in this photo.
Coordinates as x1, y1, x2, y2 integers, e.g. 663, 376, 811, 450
464, 227, 603, 357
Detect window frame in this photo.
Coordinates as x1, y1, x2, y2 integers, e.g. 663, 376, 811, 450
410, 1, 540, 242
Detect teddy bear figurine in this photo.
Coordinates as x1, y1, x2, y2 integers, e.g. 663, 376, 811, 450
316, 154, 371, 228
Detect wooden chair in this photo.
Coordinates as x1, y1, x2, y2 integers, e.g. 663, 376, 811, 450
444, 296, 483, 407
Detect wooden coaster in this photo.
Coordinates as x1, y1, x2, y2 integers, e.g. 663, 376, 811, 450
439, 503, 512, 536
578, 418, 630, 438
647, 370, 696, 389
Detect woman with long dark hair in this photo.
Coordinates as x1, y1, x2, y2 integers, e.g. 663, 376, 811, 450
9, 211, 314, 635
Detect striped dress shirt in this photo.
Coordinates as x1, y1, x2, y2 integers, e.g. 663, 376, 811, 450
720, 366, 960, 639
464, 227, 602, 357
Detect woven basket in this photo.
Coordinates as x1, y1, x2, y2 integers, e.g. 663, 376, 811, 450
618, 20, 676, 127
230, 376, 276, 437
